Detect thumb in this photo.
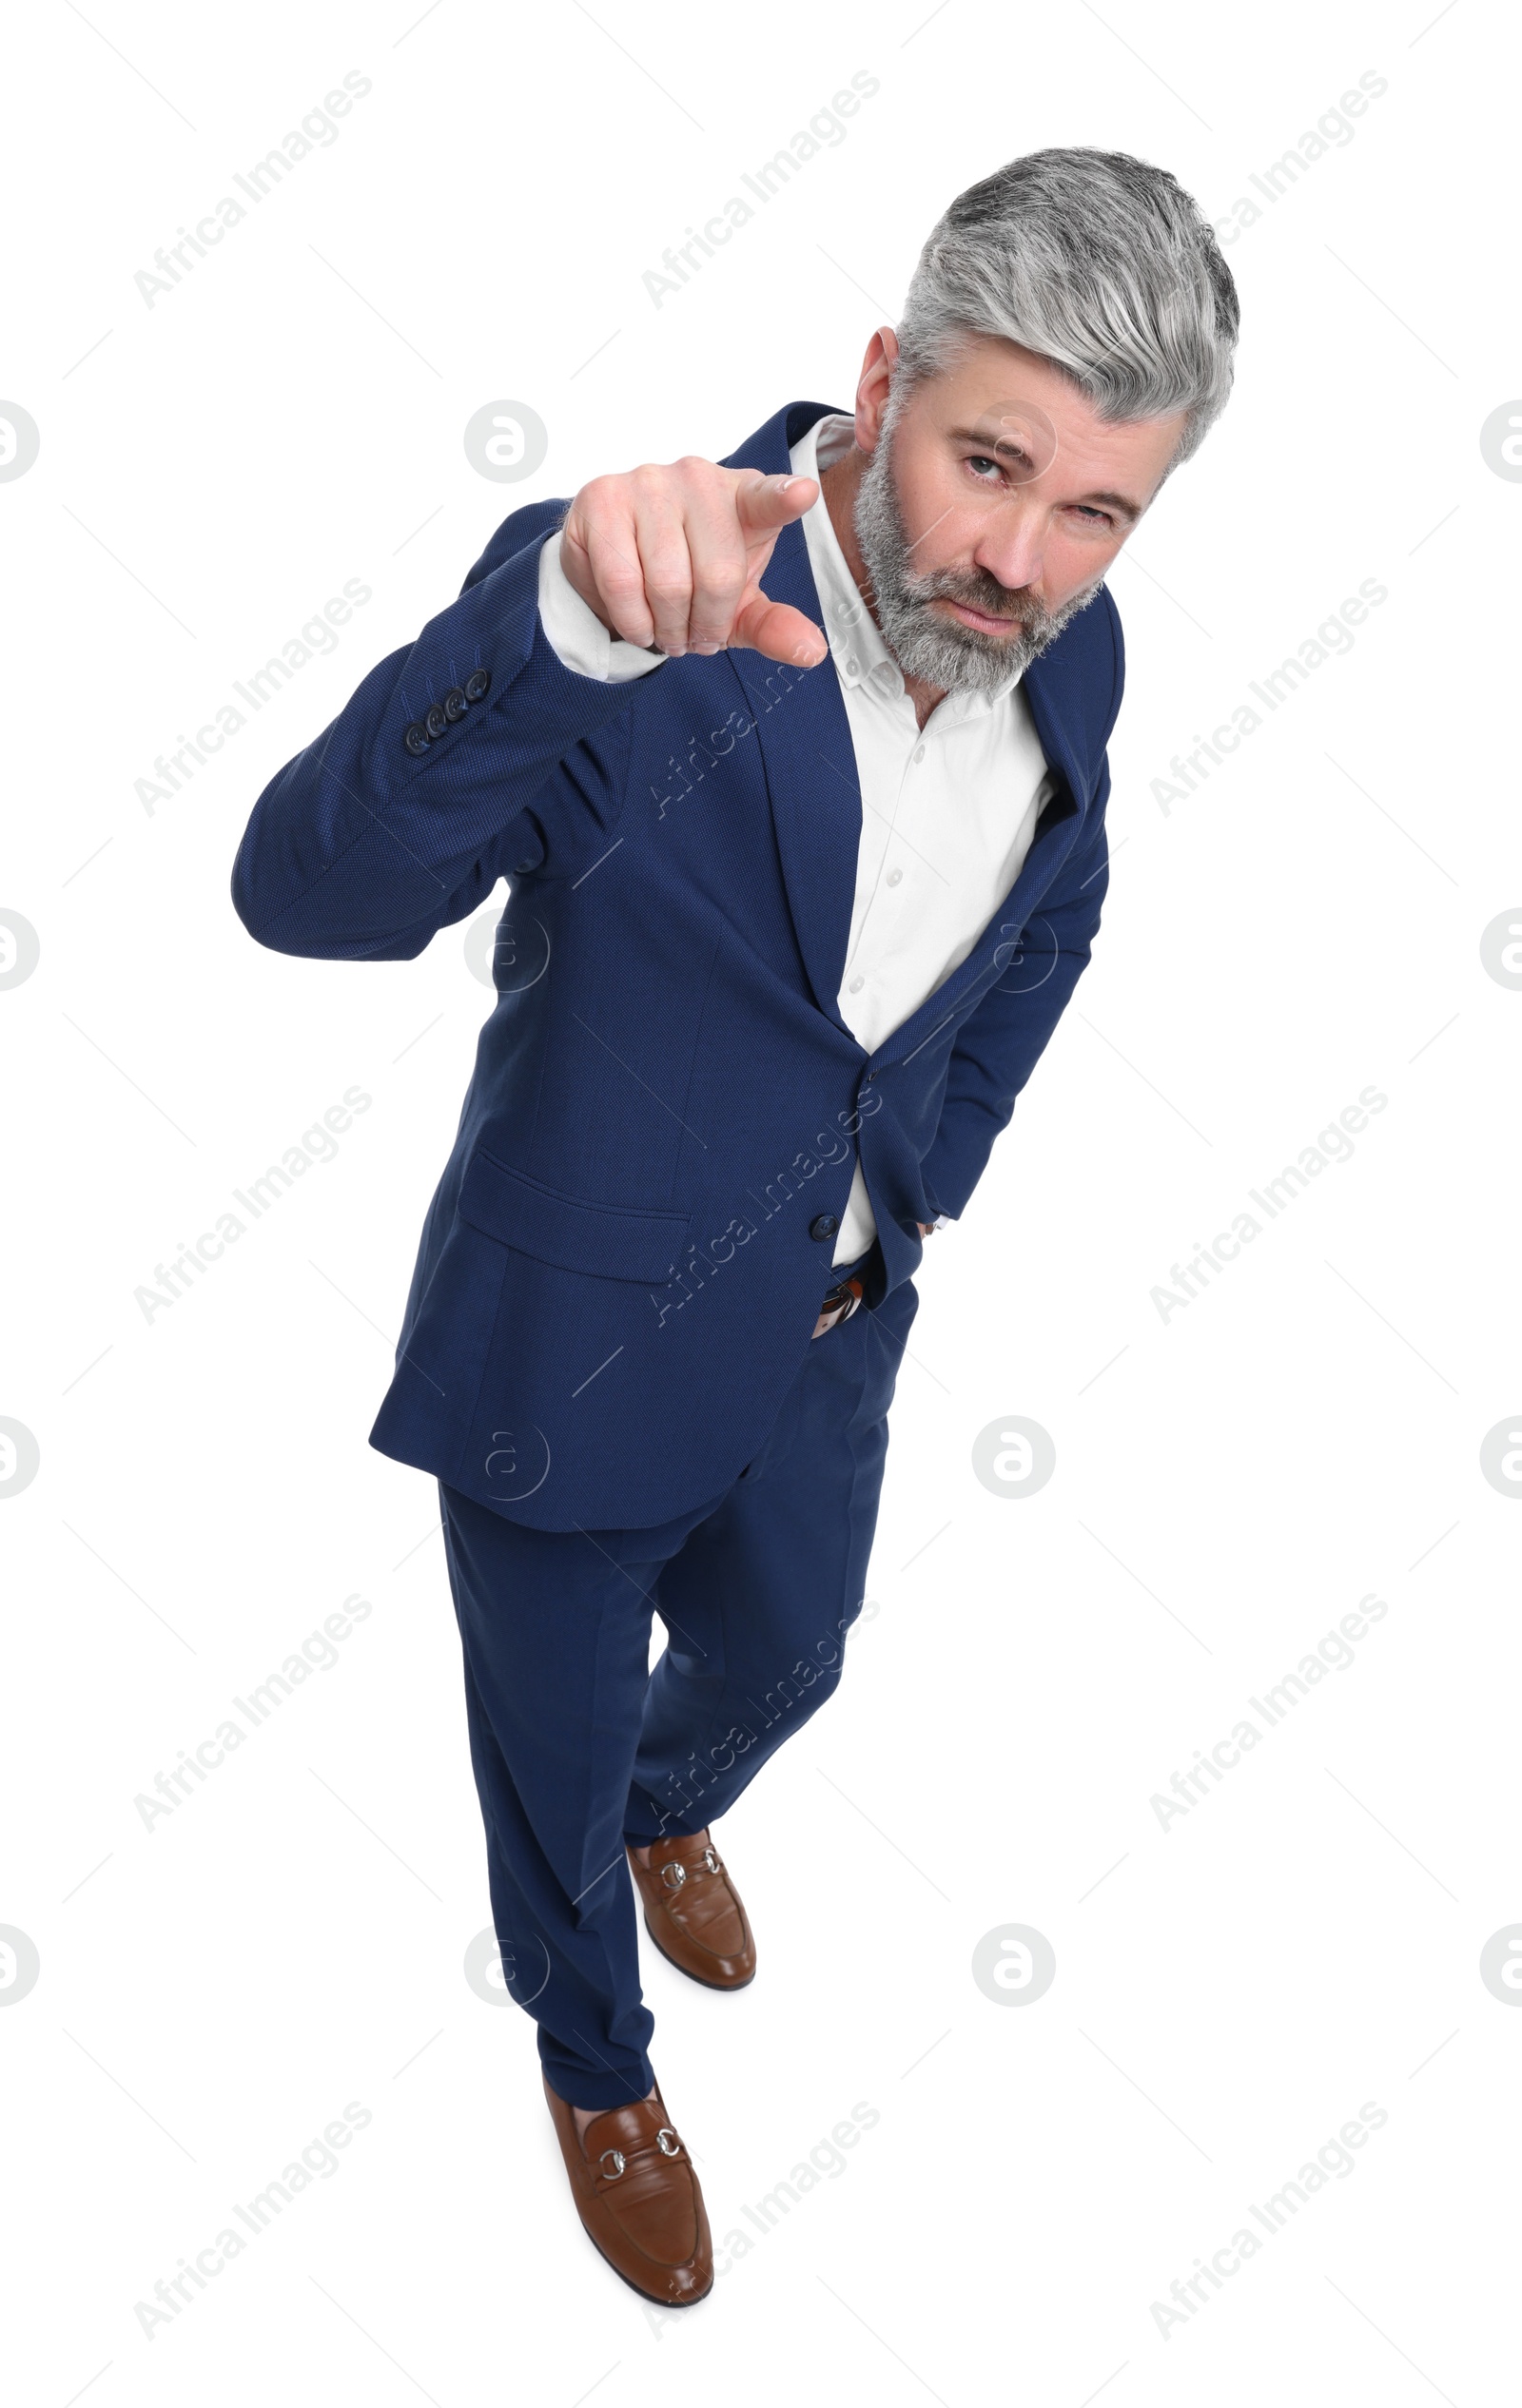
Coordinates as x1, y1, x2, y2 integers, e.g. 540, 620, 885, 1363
730, 592, 828, 668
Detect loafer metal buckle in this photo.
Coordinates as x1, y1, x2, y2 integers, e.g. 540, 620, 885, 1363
599, 2147, 626, 2180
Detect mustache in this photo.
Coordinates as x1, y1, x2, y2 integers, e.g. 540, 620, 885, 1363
901, 563, 1054, 631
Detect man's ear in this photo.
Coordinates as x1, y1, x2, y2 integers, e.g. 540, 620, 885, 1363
853, 326, 901, 454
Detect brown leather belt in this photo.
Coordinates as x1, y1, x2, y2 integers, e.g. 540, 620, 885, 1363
812, 1272, 865, 1338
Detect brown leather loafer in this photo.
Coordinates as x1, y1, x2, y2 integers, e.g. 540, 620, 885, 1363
543, 2071, 712, 2304
628, 1831, 756, 1990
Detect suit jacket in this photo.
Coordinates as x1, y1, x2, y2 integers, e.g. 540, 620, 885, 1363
230, 398, 1123, 1530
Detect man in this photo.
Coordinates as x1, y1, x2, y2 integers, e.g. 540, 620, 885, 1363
231, 146, 1238, 2304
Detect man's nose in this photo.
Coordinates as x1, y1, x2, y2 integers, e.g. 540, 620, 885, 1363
972, 502, 1046, 597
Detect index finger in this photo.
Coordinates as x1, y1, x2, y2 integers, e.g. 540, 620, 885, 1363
732, 470, 819, 543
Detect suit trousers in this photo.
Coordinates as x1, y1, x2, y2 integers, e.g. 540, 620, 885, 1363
436, 1272, 918, 2108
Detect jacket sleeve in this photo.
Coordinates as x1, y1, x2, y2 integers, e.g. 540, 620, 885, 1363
918, 764, 1111, 1223
229, 504, 658, 961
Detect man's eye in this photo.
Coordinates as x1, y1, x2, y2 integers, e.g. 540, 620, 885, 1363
1070, 505, 1113, 526
966, 454, 1002, 480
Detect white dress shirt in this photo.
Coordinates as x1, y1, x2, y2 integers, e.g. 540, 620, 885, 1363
536, 410, 1055, 1266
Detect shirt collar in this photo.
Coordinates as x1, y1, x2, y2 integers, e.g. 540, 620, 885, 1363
789, 410, 1025, 719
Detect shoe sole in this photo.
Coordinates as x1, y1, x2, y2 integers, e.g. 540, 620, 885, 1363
640, 1909, 756, 1991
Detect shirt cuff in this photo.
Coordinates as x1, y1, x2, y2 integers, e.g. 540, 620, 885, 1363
537, 531, 667, 685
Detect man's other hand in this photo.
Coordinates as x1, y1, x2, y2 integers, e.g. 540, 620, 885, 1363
559, 459, 829, 668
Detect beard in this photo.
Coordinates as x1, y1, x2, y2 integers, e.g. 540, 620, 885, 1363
850, 417, 1108, 694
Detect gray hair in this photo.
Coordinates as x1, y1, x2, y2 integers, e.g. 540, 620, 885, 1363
895, 146, 1239, 476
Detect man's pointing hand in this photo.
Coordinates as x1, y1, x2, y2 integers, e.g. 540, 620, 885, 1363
559, 459, 829, 669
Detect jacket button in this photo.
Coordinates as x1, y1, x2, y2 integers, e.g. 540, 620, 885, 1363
809, 1214, 838, 1242
403, 722, 430, 757
464, 668, 492, 703
443, 686, 468, 722
424, 703, 448, 740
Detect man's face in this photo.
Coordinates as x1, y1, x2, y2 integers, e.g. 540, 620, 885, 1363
850, 333, 1189, 691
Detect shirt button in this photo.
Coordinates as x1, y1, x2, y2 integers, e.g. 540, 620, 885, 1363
849, 975, 865, 993
845, 656, 860, 676
887, 867, 903, 887
913, 744, 926, 763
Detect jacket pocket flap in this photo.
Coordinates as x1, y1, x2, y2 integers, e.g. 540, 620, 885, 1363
458, 1149, 689, 1283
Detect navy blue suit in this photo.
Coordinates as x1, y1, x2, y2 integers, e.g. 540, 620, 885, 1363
231, 398, 1122, 2105
231, 398, 1121, 1536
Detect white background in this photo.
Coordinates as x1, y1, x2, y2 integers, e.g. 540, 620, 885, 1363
3, 1, 1517, 2399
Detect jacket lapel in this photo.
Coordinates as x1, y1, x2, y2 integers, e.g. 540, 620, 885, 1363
721, 401, 862, 1026
1019, 645, 1093, 839
717, 399, 1101, 1043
